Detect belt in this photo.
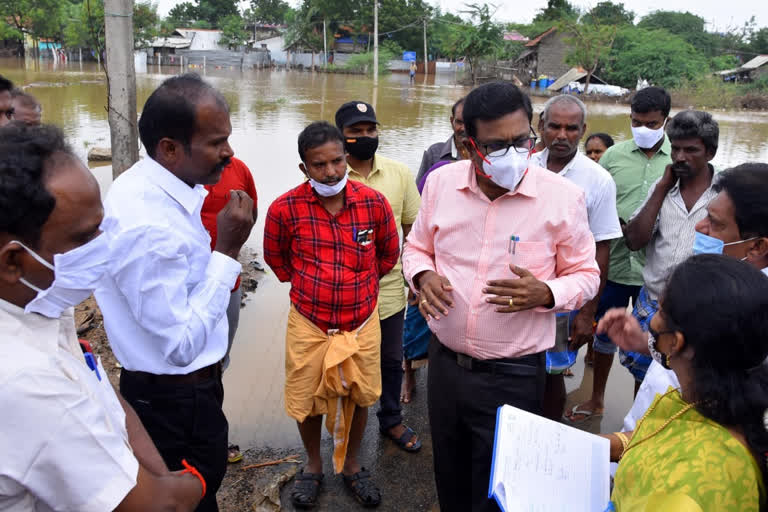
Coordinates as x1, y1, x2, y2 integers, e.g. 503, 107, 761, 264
438, 341, 541, 377
122, 363, 222, 386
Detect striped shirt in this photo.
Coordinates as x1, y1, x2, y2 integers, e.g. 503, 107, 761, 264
263, 180, 400, 332
631, 170, 719, 301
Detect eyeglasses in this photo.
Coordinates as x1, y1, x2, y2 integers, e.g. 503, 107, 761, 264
475, 129, 538, 156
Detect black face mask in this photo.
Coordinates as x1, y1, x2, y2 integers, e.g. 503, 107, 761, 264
345, 136, 379, 161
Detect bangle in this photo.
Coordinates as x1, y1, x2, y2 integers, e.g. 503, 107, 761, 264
614, 432, 630, 458
181, 459, 206, 499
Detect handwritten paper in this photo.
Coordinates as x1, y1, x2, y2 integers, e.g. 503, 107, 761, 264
489, 404, 610, 512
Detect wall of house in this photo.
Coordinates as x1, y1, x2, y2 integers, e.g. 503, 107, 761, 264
536, 32, 570, 79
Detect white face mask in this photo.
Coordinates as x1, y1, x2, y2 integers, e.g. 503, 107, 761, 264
631, 124, 665, 149
481, 149, 530, 191
309, 172, 348, 197
13, 234, 111, 318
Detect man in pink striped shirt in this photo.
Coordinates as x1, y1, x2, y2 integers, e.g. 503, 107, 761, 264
402, 82, 600, 512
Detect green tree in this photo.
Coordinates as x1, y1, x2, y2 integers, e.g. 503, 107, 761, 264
533, 0, 579, 23
751, 27, 768, 54
443, 3, 503, 84
709, 54, 740, 72
196, 0, 239, 27
283, 2, 323, 67
218, 14, 248, 49
166, 2, 198, 28
638, 10, 716, 56
581, 1, 634, 26
132, 2, 159, 49
603, 27, 708, 89
249, 0, 291, 24
561, 19, 617, 92
0, 0, 66, 54
63, 0, 158, 50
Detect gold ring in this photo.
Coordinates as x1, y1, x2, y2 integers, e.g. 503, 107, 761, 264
421, 299, 429, 306
509, 298, 514, 307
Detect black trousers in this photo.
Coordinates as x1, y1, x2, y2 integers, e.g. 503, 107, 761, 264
120, 370, 228, 512
428, 338, 545, 512
377, 308, 405, 431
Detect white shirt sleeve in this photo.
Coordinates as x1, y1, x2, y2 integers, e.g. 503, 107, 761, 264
0, 368, 138, 512
589, 176, 623, 243
622, 360, 681, 431
108, 224, 241, 367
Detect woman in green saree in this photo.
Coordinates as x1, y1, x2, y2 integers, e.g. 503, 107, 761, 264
601, 254, 768, 511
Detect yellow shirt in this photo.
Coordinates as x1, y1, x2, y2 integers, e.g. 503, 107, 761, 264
348, 154, 421, 320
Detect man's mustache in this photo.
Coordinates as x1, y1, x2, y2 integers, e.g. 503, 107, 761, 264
213, 157, 231, 173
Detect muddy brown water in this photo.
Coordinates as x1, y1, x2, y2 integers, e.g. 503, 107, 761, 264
4, 57, 768, 450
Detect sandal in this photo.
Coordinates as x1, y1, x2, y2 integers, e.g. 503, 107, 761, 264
291, 469, 324, 509
227, 444, 243, 464
380, 425, 422, 453
562, 404, 604, 424
342, 468, 381, 508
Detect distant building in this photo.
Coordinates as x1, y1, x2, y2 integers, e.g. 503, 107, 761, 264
513, 27, 571, 84
503, 31, 529, 42
716, 55, 768, 82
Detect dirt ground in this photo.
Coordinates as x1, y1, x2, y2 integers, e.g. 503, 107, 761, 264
73, 248, 300, 510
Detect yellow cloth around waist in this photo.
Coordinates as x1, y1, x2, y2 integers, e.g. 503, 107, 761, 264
284, 304, 382, 473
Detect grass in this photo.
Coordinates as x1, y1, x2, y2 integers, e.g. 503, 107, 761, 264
672, 75, 768, 110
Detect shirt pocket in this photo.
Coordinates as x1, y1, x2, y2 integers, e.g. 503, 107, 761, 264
345, 227, 377, 272
494, 240, 556, 281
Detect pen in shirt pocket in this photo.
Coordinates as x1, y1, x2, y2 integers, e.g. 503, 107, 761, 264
507, 235, 520, 265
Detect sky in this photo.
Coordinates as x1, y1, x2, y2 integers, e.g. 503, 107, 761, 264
156, 0, 768, 33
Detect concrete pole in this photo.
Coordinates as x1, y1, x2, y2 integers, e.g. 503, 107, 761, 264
323, 18, 327, 68
373, 0, 378, 81
103, 0, 139, 177
423, 18, 428, 77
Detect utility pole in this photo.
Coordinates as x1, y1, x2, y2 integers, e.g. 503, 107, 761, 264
423, 18, 428, 77
104, 0, 139, 178
373, 0, 378, 81
323, 18, 328, 68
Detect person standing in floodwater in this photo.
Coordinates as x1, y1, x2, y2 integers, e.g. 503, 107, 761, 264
409, 62, 417, 83
336, 100, 423, 455
263, 121, 400, 509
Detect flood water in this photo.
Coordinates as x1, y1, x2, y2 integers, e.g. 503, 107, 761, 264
4, 57, 768, 448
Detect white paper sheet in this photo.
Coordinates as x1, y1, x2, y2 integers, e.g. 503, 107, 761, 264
489, 404, 611, 512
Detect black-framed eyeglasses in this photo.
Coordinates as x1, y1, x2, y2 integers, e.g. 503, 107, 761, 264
474, 129, 538, 156
1, 107, 14, 120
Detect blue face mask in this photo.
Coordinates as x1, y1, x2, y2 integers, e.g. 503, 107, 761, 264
693, 231, 757, 255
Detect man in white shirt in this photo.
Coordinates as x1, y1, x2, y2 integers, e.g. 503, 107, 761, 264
0, 123, 202, 510
614, 162, 768, 431
534, 94, 622, 421
96, 74, 255, 511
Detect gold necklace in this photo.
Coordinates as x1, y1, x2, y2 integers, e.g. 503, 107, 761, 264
623, 389, 698, 458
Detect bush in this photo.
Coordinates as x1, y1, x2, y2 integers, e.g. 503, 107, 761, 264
344, 48, 395, 75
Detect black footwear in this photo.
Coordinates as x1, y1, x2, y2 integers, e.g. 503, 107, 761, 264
380, 425, 422, 453
342, 468, 381, 508
291, 469, 323, 509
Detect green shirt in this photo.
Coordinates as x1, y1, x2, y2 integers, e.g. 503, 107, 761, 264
599, 137, 672, 286
348, 154, 421, 320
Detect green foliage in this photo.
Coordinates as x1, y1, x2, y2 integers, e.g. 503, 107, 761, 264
132, 2, 160, 49
196, 0, 239, 28
709, 55, 740, 72
561, 19, 617, 91
166, 2, 198, 28
603, 27, 708, 89
344, 47, 395, 75
638, 10, 717, 56
62, 0, 157, 50
533, 0, 579, 23
0, 0, 66, 43
283, 2, 323, 52
750, 28, 768, 54
248, 0, 291, 24
581, 1, 634, 26
218, 14, 248, 49
441, 3, 502, 82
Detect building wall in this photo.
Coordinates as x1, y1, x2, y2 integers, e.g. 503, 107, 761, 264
536, 32, 570, 79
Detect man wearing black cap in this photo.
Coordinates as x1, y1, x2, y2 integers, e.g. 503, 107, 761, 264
335, 101, 422, 453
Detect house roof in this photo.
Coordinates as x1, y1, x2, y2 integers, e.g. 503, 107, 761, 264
743, 55, 768, 69
548, 67, 607, 90
150, 36, 192, 49
525, 27, 556, 47
504, 30, 528, 42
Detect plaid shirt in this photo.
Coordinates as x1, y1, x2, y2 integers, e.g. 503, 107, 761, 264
264, 180, 400, 332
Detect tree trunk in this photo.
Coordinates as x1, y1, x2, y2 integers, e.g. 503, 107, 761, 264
584, 72, 592, 94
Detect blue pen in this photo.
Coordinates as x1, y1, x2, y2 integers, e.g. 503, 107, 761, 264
84, 352, 102, 381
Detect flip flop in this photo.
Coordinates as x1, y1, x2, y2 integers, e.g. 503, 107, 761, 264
380, 425, 422, 453
227, 444, 243, 463
562, 405, 603, 424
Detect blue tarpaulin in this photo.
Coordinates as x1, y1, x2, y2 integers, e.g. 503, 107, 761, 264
403, 51, 416, 62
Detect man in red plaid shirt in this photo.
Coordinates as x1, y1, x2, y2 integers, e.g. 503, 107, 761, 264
263, 121, 399, 509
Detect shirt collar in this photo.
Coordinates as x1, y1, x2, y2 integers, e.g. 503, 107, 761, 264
630, 135, 672, 156
668, 164, 717, 196
347, 155, 383, 180
456, 160, 538, 199
141, 157, 207, 216
0, 297, 64, 353
449, 137, 459, 159
534, 148, 580, 177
